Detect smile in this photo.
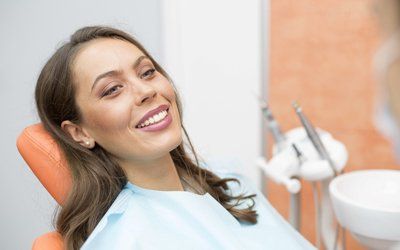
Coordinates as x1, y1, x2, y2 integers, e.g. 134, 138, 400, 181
136, 108, 172, 132
137, 108, 169, 128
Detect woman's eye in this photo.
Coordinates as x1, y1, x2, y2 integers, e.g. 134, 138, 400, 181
141, 68, 156, 79
102, 85, 122, 97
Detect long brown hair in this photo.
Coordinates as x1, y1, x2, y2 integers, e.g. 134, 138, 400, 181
35, 25, 258, 250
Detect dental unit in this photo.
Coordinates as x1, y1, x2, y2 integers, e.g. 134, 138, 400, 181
256, 96, 400, 250
255, 96, 348, 250
255, 97, 400, 250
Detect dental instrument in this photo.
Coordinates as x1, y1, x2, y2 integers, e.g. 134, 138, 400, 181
291, 143, 305, 231
291, 101, 346, 250
255, 94, 287, 153
292, 143, 306, 164
292, 101, 339, 177
255, 95, 303, 230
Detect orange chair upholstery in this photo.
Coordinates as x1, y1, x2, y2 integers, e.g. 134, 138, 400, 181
32, 232, 64, 250
16, 123, 70, 249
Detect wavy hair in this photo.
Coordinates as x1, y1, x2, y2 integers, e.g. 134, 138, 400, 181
34, 25, 258, 250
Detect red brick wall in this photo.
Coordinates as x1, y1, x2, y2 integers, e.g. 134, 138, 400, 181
267, 1, 398, 249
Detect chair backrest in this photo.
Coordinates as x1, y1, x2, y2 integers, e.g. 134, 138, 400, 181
16, 123, 71, 206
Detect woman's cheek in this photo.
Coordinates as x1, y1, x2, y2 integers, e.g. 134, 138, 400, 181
161, 81, 177, 102
89, 104, 131, 132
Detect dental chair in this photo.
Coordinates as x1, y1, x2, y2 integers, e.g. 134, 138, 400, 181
16, 123, 69, 249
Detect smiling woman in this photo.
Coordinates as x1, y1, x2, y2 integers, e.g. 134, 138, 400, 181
34, 26, 260, 250
34, 25, 316, 250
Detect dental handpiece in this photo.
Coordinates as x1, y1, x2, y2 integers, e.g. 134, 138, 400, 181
256, 98, 287, 152
292, 101, 338, 177
262, 104, 287, 146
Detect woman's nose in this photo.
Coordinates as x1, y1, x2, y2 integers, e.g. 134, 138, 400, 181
134, 81, 157, 105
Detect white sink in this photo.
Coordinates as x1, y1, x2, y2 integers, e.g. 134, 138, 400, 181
329, 169, 400, 250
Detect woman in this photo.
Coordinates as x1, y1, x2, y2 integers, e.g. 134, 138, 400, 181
35, 25, 315, 249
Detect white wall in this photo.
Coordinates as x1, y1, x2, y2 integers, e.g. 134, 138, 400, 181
0, 1, 163, 249
161, 0, 264, 187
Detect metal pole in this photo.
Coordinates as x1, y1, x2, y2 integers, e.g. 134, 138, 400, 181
289, 192, 301, 230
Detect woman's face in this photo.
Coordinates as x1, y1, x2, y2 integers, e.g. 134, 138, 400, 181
70, 38, 182, 163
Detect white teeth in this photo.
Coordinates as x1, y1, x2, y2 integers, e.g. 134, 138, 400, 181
138, 110, 168, 128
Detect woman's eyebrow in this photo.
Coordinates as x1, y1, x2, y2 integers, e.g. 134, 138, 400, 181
90, 55, 149, 93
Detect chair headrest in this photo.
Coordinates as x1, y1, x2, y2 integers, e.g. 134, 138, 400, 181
16, 123, 71, 206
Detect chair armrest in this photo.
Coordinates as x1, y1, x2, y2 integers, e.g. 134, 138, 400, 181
32, 231, 64, 250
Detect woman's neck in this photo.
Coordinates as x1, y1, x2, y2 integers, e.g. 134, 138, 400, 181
119, 154, 184, 192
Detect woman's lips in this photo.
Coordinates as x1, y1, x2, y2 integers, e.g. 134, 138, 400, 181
135, 104, 170, 128
136, 108, 172, 132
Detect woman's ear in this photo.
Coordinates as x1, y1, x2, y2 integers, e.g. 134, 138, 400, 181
61, 120, 94, 148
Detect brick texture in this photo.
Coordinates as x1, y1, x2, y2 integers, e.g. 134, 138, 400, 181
266, 1, 399, 249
